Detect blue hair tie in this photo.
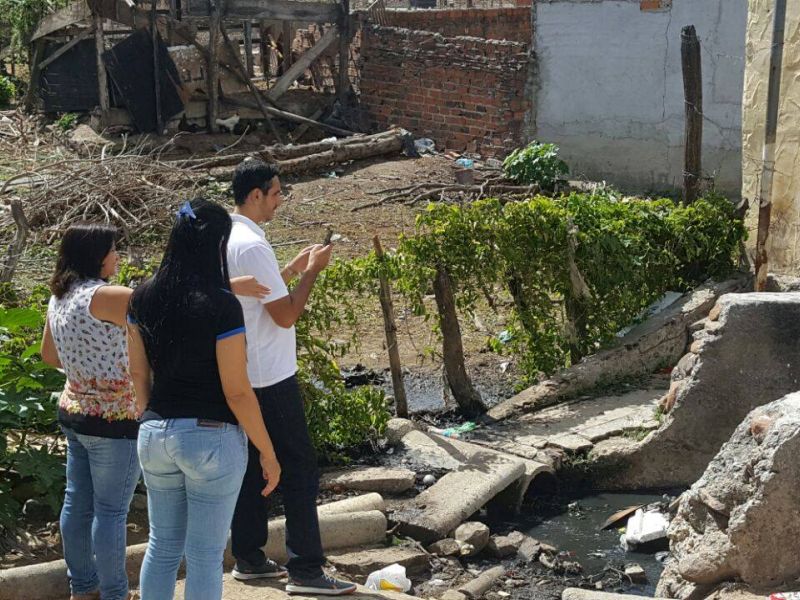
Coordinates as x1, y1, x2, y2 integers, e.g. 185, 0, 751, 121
177, 201, 197, 221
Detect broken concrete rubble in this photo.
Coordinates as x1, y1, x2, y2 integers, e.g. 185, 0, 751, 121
326, 546, 430, 579
386, 417, 417, 445
454, 522, 490, 555
486, 532, 524, 558
593, 292, 800, 489
656, 392, 800, 597
428, 538, 461, 557
484, 278, 744, 423
321, 466, 416, 494
393, 455, 525, 543
457, 566, 506, 600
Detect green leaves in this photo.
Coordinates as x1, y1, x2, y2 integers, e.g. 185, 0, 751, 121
503, 142, 569, 191
385, 191, 744, 386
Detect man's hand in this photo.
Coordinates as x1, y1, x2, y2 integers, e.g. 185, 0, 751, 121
307, 244, 333, 274
285, 245, 317, 275
260, 452, 281, 496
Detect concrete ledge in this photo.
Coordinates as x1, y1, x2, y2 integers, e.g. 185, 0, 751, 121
0, 494, 386, 600
562, 589, 670, 600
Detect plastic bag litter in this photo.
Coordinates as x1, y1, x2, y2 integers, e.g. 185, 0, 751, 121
429, 421, 477, 438
624, 508, 669, 546
455, 157, 474, 168
365, 564, 412, 592
414, 138, 436, 155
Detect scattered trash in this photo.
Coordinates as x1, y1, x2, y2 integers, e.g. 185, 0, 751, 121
455, 158, 474, 169
365, 564, 412, 593
430, 422, 478, 438
624, 508, 669, 549
414, 138, 436, 155
486, 158, 503, 169
499, 361, 510, 373
422, 474, 437, 487
496, 330, 513, 344
655, 551, 670, 562
325, 171, 339, 178
600, 504, 646, 531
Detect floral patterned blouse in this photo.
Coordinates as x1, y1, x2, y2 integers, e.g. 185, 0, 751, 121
48, 280, 138, 439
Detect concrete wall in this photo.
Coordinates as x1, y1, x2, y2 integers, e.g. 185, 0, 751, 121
530, 0, 746, 196
741, 0, 800, 275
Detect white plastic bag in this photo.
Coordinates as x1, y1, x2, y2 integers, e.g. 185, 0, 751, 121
625, 508, 669, 545
365, 563, 412, 592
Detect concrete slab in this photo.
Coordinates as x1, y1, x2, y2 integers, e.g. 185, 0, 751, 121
393, 454, 525, 543
547, 433, 593, 453
321, 467, 416, 494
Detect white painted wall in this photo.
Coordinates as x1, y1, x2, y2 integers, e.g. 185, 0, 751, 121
531, 0, 746, 196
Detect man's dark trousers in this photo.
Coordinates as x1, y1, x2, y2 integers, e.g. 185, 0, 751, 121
231, 375, 325, 579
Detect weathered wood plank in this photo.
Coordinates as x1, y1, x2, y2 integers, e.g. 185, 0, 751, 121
32, 0, 91, 40
184, 0, 340, 23
38, 27, 94, 71
267, 24, 338, 101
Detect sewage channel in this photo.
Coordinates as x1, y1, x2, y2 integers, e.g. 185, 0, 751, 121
507, 492, 674, 596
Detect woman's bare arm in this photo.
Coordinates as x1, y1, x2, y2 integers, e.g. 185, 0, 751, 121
127, 324, 151, 416
217, 333, 281, 496
40, 317, 62, 368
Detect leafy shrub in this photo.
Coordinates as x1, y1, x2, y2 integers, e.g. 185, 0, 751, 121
0, 0, 70, 52
392, 192, 745, 384
0, 304, 66, 528
503, 141, 569, 191
56, 113, 78, 132
0, 76, 16, 108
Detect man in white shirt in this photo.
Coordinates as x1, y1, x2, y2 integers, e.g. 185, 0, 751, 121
227, 159, 356, 595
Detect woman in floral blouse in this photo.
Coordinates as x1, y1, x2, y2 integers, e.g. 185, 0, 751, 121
40, 222, 267, 600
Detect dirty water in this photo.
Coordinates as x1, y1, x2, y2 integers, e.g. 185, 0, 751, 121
516, 493, 675, 596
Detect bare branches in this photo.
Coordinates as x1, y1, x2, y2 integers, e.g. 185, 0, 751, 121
351, 181, 540, 212
0, 200, 30, 283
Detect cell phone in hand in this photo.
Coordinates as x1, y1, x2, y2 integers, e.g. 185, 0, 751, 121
323, 228, 334, 245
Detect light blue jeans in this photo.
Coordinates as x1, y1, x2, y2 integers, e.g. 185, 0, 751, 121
138, 419, 247, 600
60, 427, 140, 600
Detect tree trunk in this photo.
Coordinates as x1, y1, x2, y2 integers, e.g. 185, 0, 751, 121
432, 265, 485, 417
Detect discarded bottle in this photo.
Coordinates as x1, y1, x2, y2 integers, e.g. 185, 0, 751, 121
769, 594, 800, 600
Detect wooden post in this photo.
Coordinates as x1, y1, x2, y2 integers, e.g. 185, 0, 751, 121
337, 0, 351, 100
259, 20, 271, 77
0, 200, 30, 284
152, 0, 163, 133
282, 20, 293, 73
220, 25, 284, 143
23, 39, 45, 112
94, 14, 110, 121
681, 25, 702, 205
168, 0, 178, 44
372, 236, 409, 418
243, 21, 255, 77
755, 0, 788, 292
432, 265, 485, 417
207, 0, 222, 132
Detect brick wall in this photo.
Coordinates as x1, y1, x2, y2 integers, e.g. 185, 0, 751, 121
383, 7, 531, 42
358, 26, 530, 157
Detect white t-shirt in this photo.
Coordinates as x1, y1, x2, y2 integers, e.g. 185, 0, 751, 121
227, 213, 297, 387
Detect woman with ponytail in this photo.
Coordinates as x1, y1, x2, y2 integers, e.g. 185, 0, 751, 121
127, 199, 281, 600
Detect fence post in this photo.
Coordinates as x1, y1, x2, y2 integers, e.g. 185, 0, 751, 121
681, 25, 702, 204
372, 236, 409, 418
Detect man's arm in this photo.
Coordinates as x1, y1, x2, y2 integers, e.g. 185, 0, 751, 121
266, 244, 332, 328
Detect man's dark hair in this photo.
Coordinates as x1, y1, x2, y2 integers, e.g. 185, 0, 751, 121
232, 159, 280, 206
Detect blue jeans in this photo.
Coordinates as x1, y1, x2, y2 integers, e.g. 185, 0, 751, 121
60, 427, 140, 600
138, 419, 247, 600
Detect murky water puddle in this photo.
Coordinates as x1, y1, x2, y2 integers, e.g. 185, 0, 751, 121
512, 493, 675, 595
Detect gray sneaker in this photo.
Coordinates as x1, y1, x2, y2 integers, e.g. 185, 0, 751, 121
232, 558, 288, 581
286, 573, 357, 596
